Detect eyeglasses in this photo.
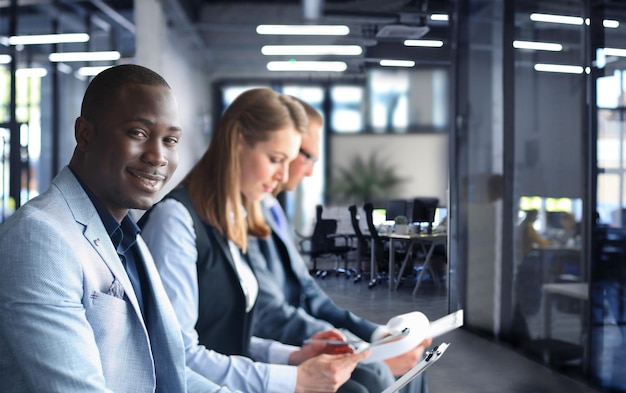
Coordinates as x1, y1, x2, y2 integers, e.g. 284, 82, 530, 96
299, 148, 319, 164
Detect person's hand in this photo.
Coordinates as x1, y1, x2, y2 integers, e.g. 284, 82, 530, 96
294, 350, 370, 393
289, 329, 353, 365
383, 337, 432, 376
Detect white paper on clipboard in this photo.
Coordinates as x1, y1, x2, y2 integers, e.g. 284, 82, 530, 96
359, 312, 429, 363
357, 309, 463, 363
429, 309, 464, 338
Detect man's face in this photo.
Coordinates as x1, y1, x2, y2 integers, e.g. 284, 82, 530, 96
76, 84, 181, 221
282, 119, 321, 191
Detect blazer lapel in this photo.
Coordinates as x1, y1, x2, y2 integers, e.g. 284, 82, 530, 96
207, 224, 239, 271
54, 167, 144, 322
261, 196, 310, 279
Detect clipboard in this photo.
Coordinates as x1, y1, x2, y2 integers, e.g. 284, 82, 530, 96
381, 342, 450, 393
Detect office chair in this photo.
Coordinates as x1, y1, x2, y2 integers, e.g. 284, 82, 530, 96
362, 202, 391, 288
348, 205, 372, 284
299, 217, 356, 279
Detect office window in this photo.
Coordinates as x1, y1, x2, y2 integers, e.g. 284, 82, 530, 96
0, 68, 42, 218
367, 68, 449, 133
221, 84, 270, 110
329, 85, 363, 133
282, 85, 326, 232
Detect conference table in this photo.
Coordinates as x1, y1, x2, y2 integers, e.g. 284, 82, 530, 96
380, 231, 448, 295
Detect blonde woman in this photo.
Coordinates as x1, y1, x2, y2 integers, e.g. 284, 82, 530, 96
141, 88, 370, 393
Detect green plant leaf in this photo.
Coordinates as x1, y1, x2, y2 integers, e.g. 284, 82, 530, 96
328, 151, 405, 205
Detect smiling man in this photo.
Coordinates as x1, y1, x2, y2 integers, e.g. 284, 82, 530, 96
0, 64, 231, 393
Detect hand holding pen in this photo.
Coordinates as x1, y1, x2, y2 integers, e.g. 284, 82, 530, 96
297, 329, 356, 360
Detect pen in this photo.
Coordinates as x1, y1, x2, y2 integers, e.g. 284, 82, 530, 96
303, 339, 360, 346
370, 327, 411, 347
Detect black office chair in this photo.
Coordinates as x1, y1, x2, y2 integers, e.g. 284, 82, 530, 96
348, 205, 372, 283
362, 202, 391, 288
299, 217, 356, 279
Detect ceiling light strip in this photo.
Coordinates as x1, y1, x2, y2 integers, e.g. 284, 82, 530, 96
530, 13, 617, 28
266, 61, 347, 72
380, 59, 415, 67
8, 33, 89, 45
430, 14, 448, 21
534, 63, 584, 74
16, 68, 47, 77
530, 13, 583, 25
603, 48, 626, 57
0, 54, 11, 64
513, 40, 562, 51
404, 39, 444, 48
256, 25, 350, 36
49, 51, 121, 62
261, 45, 362, 56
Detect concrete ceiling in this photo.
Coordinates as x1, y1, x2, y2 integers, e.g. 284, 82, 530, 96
1, 0, 452, 79
4, 0, 626, 80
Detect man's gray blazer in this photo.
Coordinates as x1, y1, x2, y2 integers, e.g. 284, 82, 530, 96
249, 195, 378, 346
0, 167, 231, 393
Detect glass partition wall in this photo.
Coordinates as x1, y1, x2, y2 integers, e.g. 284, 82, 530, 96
590, 3, 626, 390
511, 0, 588, 381
453, 0, 626, 390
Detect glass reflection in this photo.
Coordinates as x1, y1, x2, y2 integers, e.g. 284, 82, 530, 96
594, 104, 626, 391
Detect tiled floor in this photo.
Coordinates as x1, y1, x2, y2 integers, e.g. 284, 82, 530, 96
312, 258, 605, 393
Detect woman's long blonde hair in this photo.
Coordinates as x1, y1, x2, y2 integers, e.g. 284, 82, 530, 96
182, 88, 308, 251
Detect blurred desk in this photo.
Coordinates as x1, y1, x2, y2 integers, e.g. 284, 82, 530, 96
535, 245, 582, 282
541, 282, 588, 339
381, 232, 447, 294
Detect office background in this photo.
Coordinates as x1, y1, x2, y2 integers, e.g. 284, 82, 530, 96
2, 0, 626, 391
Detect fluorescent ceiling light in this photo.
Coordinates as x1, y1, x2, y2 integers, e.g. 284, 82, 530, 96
261, 45, 362, 56
380, 59, 415, 67
534, 63, 584, 74
266, 61, 347, 72
49, 51, 120, 62
430, 14, 448, 21
513, 40, 562, 51
16, 67, 47, 77
530, 13, 583, 25
256, 25, 349, 36
0, 54, 11, 64
8, 33, 89, 45
530, 13, 617, 28
404, 39, 444, 47
603, 48, 626, 57
77, 66, 112, 76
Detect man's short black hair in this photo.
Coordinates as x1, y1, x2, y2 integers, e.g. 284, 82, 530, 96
80, 64, 171, 122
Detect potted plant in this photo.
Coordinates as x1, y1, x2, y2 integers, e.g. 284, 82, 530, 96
394, 215, 409, 235
328, 152, 405, 206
